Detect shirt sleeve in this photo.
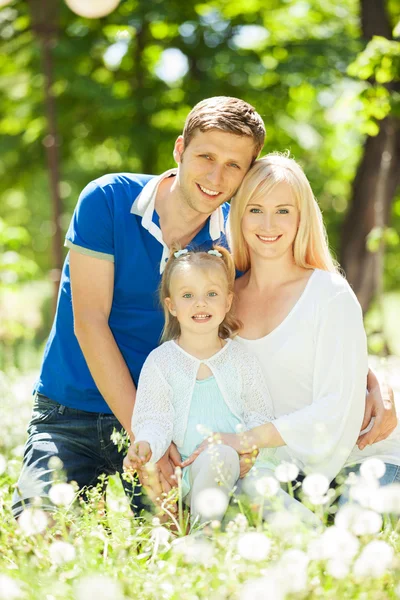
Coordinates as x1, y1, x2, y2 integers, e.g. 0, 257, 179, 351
64, 181, 115, 262
131, 355, 174, 464
272, 289, 368, 481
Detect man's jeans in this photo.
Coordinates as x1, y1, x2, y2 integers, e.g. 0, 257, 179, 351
12, 393, 143, 518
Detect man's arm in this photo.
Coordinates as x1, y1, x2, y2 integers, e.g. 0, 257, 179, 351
70, 250, 178, 492
357, 368, 397, 450
70, 250, 136, 435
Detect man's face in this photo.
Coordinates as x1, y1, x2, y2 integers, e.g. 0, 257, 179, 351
174, 129, 256, 216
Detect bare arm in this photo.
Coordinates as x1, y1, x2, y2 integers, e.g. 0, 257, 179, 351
70, 250, 136, 436
357, 368, 397, 449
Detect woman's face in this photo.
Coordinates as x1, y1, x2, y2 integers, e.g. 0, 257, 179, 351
241, 180, 300, 263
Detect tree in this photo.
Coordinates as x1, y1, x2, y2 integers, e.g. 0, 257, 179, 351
340, 0, 400, 312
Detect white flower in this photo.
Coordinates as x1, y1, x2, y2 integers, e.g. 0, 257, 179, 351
0, 454, 7, 476
349, 477, 379, 508
278, 550, 309, 592
49, 541, 76, 565
74, 575, 124, 600
240, 576, 285, 600
237, 532, 271, 562
326, 559, 350, 579
195, 488, 228, 519
360, 458, 386, 481
18, 508, 48, 536
369, 483, 400, 514
0, 575, 23, 600
269, 510, 303, 540
335, 504, 382, 535
47, 456, 64, 471
275, 462, 299, 482
151, 526, 171, 549
302, 473, 329, 497
254, 475, 280, 497
353, 540, 394, 579
308, 526, 359, 562
49, 482, 75, 507
172, 537, 214, 565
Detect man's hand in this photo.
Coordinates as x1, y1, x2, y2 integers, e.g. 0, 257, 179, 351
135, 444, 180, 507
357, 370, 397, 450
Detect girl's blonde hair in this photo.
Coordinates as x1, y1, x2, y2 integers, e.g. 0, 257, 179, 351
160, 244, 242, 343
229, 152, 338, 273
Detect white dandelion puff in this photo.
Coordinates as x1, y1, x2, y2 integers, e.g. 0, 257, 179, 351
195, 488, 228, 519
353, 540, 394, 579
302, 473, 329, 497
275, 462, 299, 483
49, 541, 76, 565
335, 505, 382, 536
0, 575, 23, 600
74, 575, 124, 600
360, 458, 386, 481
18, 508, 48, 536
237, 532, 271, 562
49, 482, 75, 507
254, 475, 280, 497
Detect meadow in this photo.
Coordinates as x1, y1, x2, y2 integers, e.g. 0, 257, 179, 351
1, 358, 400, 600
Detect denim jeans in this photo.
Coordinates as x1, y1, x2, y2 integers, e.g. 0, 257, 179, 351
12, 393, 144, 518
337, 462, 400, 507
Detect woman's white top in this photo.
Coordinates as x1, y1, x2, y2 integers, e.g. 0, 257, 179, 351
237, 269, 370, 483
132, 338, 276, 464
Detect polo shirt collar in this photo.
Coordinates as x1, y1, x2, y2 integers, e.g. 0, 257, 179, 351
130, 169, 226, 273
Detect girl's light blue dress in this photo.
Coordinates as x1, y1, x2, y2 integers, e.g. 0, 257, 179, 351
178, 376, 243, 497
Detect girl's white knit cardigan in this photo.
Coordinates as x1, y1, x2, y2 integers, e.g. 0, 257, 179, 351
132, 338, 275, 463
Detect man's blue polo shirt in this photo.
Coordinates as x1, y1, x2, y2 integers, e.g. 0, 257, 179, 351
34, 170, 230, 414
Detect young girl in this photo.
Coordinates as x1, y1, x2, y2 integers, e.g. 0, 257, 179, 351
126, 245, 280, 524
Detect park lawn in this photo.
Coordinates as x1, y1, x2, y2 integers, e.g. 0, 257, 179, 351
1, 369, 400, 600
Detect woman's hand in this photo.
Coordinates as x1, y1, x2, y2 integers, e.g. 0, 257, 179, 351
181, 432, 257, 468
357, 369, 397, 450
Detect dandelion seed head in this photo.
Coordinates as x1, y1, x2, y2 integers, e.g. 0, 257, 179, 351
353, 540, 394, 579
172, 537, 214, 565
48, 456, 64, 471
49, 541, 76, 565
74, 575, 124, 600
369, 483, 400, 514
360, 458, 386, 481
0, 575, 23, 600
237, 532, 271, 561
49, 482, 75, 507
151, 526, 170, 548
335, 504, 382, 536
254, 475, 280, 497
18, 508, 48, 536
326, 558, 350, 579
302, 473, 329, 497
195, 488, 228, 519
275, 462, 299, 483
240, 576, 285, 600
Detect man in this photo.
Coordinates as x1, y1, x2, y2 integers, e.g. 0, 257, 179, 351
12, 96, 395, 518
12, 97, 265, 517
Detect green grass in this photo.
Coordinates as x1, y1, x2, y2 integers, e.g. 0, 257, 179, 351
1, 370, 400, 599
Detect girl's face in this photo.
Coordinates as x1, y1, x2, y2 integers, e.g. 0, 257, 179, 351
241, 180, 300, 263
165, 263, 232, 337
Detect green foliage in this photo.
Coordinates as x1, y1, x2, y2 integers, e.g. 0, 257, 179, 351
0, 0, 399, 311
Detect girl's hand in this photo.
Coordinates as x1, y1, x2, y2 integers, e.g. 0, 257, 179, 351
181, 432, 257, 468
123, 441, 152, 471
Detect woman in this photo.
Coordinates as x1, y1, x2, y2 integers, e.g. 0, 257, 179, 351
186, 153, 400, 487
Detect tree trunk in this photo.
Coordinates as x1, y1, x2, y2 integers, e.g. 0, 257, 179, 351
340, 0, 400, 312
29, 0, 63, 313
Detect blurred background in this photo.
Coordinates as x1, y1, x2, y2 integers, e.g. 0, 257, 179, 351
0, 0, 399, 374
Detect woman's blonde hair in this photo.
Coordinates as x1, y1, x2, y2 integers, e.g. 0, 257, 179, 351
160, 244, 242, 343
229, 152, 338, 273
